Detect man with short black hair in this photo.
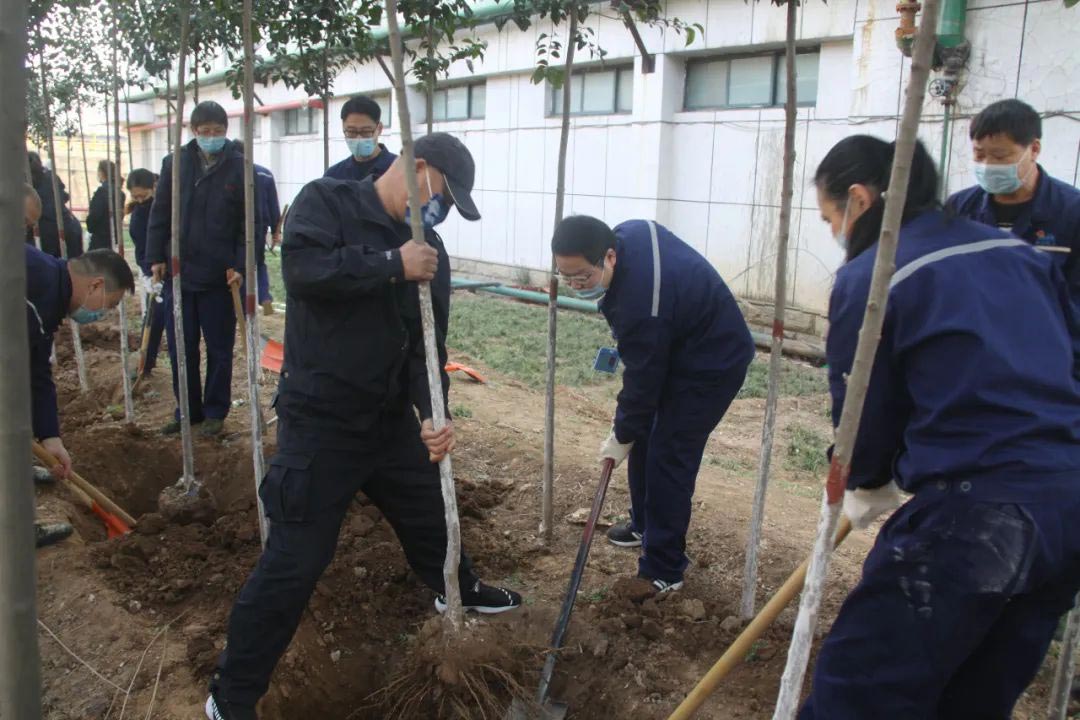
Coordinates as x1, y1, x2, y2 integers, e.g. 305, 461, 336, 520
324, 94, 397, 182
148, 100, 252, 437
25, 243, 134, 545
948, 99, 1080, 297
206, 132, 519, 720
552, 215, 754, 595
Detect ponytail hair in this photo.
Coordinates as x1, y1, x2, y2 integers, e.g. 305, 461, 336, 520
814, 135, 939, 261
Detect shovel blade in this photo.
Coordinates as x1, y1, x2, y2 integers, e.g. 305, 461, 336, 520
505, 698, 568, 720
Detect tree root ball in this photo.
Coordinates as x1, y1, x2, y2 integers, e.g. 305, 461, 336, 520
158, 481, 218, 526
367, 616, 543, 720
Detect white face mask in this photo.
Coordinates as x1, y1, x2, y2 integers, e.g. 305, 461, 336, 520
834, 198, 854, 252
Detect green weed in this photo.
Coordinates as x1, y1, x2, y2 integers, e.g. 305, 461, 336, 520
785, 425, 830, 474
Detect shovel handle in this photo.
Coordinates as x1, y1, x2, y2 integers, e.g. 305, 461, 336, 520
231, 284, 249, 363
32, 442, 137, 527
666, 516, 853, 720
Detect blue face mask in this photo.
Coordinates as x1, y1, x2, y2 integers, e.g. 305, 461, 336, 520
196, 135, 227, 155
70, 285, 106, 324
574, 284, 606, 301
974, 149, 1031, 195
347, 138, 378, 160
406, 170, 452, 229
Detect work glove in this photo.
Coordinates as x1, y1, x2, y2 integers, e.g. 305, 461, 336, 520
599, 430, 633, 468
843, 480, 904, 529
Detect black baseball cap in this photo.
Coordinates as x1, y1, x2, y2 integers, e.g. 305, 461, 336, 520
414, 132, 480, 221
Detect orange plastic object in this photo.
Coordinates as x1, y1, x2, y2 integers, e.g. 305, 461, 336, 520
446, 362, 486, 384
261, 339, 285, 374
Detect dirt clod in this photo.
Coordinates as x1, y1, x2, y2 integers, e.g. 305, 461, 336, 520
158, 483, 218, 526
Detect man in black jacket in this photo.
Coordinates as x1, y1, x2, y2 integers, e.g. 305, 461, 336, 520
148, 101, 249, 437
26, 151, 83, 259
85, 160, 125, 251
205, 133, 520, 720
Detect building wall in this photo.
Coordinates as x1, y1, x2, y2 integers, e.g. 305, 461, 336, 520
129, 0, 1080, 315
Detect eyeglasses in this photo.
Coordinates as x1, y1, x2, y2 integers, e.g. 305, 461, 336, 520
557, 266, 600, 286
343, 127, 378, 139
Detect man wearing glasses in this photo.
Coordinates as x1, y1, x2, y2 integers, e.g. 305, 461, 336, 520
325, 95, 397, 182
551, 215, 754, 595
149, 101, 251, 438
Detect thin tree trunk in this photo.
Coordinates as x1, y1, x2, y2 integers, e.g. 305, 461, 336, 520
425, 22, 434, 135
77, 100, 92, 215
1049, 600, 1080, 719
384, 0, 464, 633
242, 0, 269, 547
740, 0, 798, 620
172, 5, 196, 491
192, 52, 199, 105
166, 76, 172, 150
112, 36, 134, 422
322, 51, 330, 171
772, 1, 940, 716
124, 81, 134, 171
38, 53, 89, 393
65, 138, 74, 207
541, 11, 578, 546
0, 0, 43, 713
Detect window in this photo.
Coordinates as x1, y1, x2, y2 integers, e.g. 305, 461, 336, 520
550, 66, 633, 116
283, 106, 320, 135
430, 82, 485, 122
251, 116, 261, 139
372, 93, 392, 128
684, 50, 819, 110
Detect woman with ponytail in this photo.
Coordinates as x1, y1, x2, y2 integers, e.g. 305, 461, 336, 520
799, 135, 1080, 718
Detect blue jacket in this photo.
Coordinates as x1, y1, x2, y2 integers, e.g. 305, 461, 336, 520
324, 144, 397, 183
827, 209, 1080, 500
276, 176, 450, 447
129, 198, 153, 276
254, 164, 280, 265
25, 244, 72, 439
146, 138, 250, 290
600, 220, 755, 443
947, 167, 1080, 298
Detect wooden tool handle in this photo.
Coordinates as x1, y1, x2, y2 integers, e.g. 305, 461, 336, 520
231, 284, 249, 361
32, 442, 137, 527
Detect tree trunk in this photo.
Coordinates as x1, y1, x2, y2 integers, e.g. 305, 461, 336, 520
772, 1, 940, 716
425, 22, 434, 135
172, 5, 197, 491
242, 0, 269, 547
0, 0, 43, 713
38, 53, 89, 393
166, 76, 172, 150
1049, 599, 1080, 719
540, 11, 578, 545
322, 51, 330, 172
111, 37, 134, 422
124, 81, 134, 171
77, 100, 92, 216
384, 0, 464, 633
740, 0, 798, 619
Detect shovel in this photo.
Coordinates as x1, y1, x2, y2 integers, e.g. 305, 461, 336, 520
509, 458, 616, 720
231, 283, 249, 366
32, 441, 135, 538
129, 290, 157, 396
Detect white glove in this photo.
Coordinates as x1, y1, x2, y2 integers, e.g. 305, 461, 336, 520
140, 274, 155, 296
843, 480, 904, 529
599, 430, 633, 468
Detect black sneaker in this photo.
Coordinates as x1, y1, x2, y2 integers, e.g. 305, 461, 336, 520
35, 522, 73, 548
639, 573, 684, 595
607, 521, 643, 548
435, 581, 522, 615
205, 694, 257, 720
200, 419, 225, 437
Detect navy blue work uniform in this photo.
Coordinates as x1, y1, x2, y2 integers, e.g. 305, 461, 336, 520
129, 198, 164, 374
147, 138, 249, 424
26, 171, 83, 260
324, 143, 396, 182
85, 183, 125, 251
948, 165, 1080, 298
254, 164, 280, 305
801, 210, 1080, 718
602, 220, 754, 584
211, 177, 476, 707
24, 244, 71, 440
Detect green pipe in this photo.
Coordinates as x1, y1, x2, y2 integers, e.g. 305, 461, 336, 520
939, 103, 951, 201
938, 0, 967, 48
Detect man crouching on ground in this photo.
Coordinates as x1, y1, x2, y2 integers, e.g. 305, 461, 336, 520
206, 132, 521, 720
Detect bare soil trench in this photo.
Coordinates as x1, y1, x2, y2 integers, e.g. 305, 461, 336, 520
33, 295, 1064, 719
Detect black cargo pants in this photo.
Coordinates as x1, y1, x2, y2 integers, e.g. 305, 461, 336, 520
211, 409, 476, 706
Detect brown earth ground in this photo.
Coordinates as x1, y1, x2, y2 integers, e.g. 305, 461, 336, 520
32, 292, 1069, 719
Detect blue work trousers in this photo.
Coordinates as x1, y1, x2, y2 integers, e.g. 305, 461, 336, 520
800, 483, 1080, 719
627, 375, 744, 583
161, 282, 236, 422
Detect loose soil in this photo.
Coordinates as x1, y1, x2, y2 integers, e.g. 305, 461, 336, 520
34, 293, 1066, 719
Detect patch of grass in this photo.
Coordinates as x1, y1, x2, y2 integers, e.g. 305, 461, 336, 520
745, 640, 768, 663
707, 454, 755, 475
583, 587, 608, 603
737, 356, 828, 400
451, 404, 473, 419
785, 424, 830, 474
448, 293, 619, 389
263, 251, 287, 305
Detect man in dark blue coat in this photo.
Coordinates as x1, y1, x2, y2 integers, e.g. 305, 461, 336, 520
148, 101, 251, 437
324, 95, 396, 182
127, 169, 164, 377
205, 133, 520, 720
230, 139, 281, 316
947, 99, 1080, 299
552, 216, 755, 594
24, 222, 135, 545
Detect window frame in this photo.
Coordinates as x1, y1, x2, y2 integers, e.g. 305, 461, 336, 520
683, 48, 820, 111
283, 106, 320, 136
431, 81, 486, 122
547, 64, 635, 118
